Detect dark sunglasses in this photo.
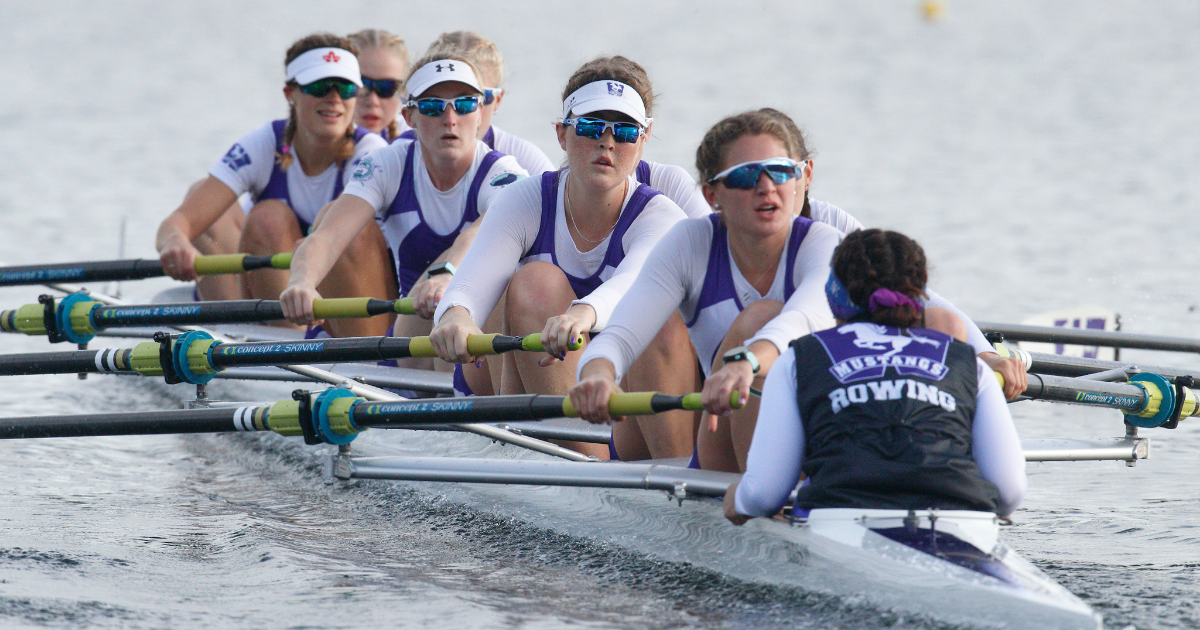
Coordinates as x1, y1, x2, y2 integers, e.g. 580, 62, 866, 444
707, 158, 807, 190
298, 78, 359, 100
562, 117, 645, 144
361, 77, 401, 99
406, 96, 481, 117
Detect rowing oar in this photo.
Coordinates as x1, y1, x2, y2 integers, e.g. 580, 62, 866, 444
993, 369, 1200, 429
0, 253, 292, 287
991, 343, 1200, 382
0, 389, 741, 443
36, 284, 592, 462
978, 321, 1200, 354
0, 330, 581, 384
0, 293, 416, 344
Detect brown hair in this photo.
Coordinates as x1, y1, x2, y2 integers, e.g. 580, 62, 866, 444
347, 29, 409, 141
695, 108, 814, 216
281, 33, 360, 170
425, 31, 503, 86
561, 56, 655, 119
831, 229, 928, 328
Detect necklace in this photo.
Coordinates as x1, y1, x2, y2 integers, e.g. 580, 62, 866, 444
564, 174, 619, 244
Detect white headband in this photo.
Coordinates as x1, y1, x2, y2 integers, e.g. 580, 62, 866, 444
285, 47, 362, 87
561, 80, 649, 127
406, 59, 482, 100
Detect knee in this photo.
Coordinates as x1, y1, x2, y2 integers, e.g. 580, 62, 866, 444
242, 201, 301, 249
726, 300, 784, 345
340, 221, 388, 264
506, 262, 573, 321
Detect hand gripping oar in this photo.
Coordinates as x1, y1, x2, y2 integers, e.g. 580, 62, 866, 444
0, 253, 293, 287
0, 389, 742, 443
0, 330, 582, 384
0, 293, 417, 344
37, 283, 591, 462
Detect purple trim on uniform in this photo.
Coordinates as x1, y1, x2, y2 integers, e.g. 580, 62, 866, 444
255, 119, 369, 234
383, 144, 504, 295
635, 160, 651, 186
398, 129, 416, 142
687, 214, 814, 367
524, 170, 662, 299
608, 435, 620, 461
303, 324, 330, 339
452, 363, 475, 397
687, 446, 700, 469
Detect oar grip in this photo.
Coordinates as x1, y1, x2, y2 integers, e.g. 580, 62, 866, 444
269, 253, 292, 269
407, 336, 436, 358
312, 298, 372, 319
193, 254, 250, 275
394, 298, 415, 315
466, 334, 499, 356
519, 333, 584, 353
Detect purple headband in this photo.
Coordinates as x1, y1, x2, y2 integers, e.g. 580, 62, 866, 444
867, 288, 923, 312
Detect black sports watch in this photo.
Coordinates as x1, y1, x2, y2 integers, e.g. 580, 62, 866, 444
426, 262, 456, 278
722, 346, 760, 374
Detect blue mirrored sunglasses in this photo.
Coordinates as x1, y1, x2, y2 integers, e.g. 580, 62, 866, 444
562, 117, 645, 144
483, 87, 503, 105
298, 78, 359, 100
361, 77, 400, 99
407, 96, 481, 116
707, 158, 806, 190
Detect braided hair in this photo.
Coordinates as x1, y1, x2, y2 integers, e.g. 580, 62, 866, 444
280, 33, 360, 170
830, 229, 928, 328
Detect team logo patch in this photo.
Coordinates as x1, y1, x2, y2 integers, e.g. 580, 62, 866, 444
351, 157, 379, 182
606, 82, 624, 96
323, 51, 340, 63
815, 323, 951, 384
222, 143, 251, 170
489, 172, 525, 187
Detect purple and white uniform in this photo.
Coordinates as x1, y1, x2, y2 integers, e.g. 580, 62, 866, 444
209, 120, 387, 231
343, 138, 527, 295
400, 125, 555, 176
579, 214, 841, 382
436, 169, 687, 397
634, 160, 711, 219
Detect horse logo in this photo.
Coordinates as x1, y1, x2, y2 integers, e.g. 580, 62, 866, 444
815, 323, 951, 383
839, 322, 941, 358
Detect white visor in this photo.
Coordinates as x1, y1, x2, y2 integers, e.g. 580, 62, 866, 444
561, 80, 649, 127
406, 59, 482, 100
286, 47, 362, 87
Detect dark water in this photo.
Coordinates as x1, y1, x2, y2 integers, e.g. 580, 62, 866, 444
2, 1, 1199, 628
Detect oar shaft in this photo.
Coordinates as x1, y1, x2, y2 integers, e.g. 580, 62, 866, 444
0, 254, 292, 287
0, 406, 263, 439
979, 321, 1200, 354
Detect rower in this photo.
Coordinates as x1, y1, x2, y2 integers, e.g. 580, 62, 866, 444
155, 33, 395, 338
430, 57, 695, 459
279, 55, 528, 371
758, 108, 1029, 399
725, 229, 1027, 524
573, 110, 843, 470
347, 29, 412, 143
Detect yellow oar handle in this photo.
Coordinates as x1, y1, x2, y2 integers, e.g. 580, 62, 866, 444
395, 298, 415, 315
994, 371, 1004, 388
311, 298, 376, 319
192, 253, 292, 275
519, 333, 584, 353
561, 391, 743, 417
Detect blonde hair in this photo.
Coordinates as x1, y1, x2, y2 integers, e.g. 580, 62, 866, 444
281, 33, 359, 170
347, 28, 410, 140
425, 31, 503, 86
562, 56, 655, 119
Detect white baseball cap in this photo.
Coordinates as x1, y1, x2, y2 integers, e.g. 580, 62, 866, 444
406, 59, 483, 100
562, 80, 650, 127
286, 47, 362, 87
